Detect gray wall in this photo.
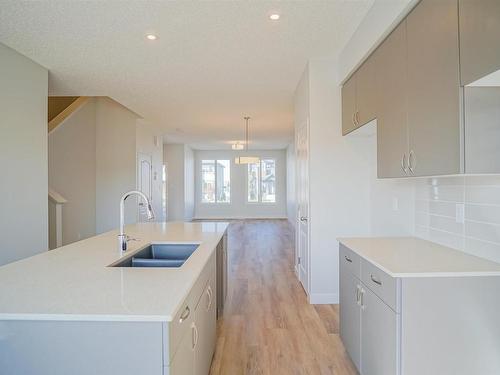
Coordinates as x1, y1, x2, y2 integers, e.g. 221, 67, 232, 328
0, 43, 48, 265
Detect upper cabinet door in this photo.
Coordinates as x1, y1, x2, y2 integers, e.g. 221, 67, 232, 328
375, 21, 409, 178
342, 76, 357, 135
406, 0, 462, 177
459, 0, 500, 85
464, 87, 500, 173
356, 57, 377, 127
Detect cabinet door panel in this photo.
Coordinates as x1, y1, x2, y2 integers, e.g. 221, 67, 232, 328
356, 57, 377, 126
342, 76, 357, 135
170, 327, 194, 375
406, 0, 462, 177
340, 263, 361, 370
459, 0, 500, 85
464, 87, 500, 173
361, 286, 398, 375
194, 278, 217, 375
375, 21, 409, 178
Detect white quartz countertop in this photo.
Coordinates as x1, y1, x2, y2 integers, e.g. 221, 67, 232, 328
338, 237, 500, 278
0, 222, 228, 322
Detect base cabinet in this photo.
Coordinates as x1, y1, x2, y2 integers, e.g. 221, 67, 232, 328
170, 255, 217, 375
339, 244, 400, 375
339, 266, 361, 370
360, 286, 398, 375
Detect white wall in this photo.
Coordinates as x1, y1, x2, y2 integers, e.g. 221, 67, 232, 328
194, 150, 287, 219
95, 98, 138, 233
184, 146, 195, 221
0, 43, 48, 266
136, 119, 164, 222
286, 143, 296, 227
49, 98, 96, 245
163, 144, 186, 221
295, 59, 414, 304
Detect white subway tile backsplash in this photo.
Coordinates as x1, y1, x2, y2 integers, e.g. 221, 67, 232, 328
465, 221, 500, 244
414, 175, 500, 264
465, 186, 500, 205
429, 215, 463, 235
465, 204, 500, 225
464, 238, 500, 264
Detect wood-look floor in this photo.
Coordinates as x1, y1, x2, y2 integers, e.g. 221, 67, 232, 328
210, 220, 357, 375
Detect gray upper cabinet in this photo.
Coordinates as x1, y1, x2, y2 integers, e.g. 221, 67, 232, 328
356, 57, 377, 127
464, 87, 500, 173
342, 58, 377, 136
406, 0, 462, 177
342, 75, 357, 135
375, 21, 408, 178
459, 0, 500, 85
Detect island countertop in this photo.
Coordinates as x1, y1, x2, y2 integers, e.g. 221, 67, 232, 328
0, 222, 228, 322
338, 236, 500, 278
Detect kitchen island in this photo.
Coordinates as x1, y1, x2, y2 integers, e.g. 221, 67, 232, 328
0, 221, 228, 375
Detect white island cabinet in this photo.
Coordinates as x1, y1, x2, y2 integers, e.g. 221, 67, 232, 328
339, 237, 500, 375
0, 222, 228, 375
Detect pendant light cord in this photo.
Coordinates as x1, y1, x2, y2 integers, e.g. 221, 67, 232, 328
244, 116, 250, 152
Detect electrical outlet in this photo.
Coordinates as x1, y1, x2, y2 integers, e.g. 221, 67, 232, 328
456, 203, 465, 224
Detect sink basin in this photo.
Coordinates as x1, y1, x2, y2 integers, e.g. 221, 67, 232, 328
112, 244, 199, 268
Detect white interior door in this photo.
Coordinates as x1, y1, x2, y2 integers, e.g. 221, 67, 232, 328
137, 153, 153, 220
296, 120, 310, 295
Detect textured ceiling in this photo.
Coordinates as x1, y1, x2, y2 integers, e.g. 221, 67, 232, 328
0, 0, 373, 149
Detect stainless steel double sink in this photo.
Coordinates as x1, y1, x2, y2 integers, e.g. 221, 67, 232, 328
112, 244, 199, 268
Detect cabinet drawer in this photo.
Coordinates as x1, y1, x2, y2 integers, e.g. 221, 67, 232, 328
361, 259, 400, 312
340, 244, 361, 279
168, 253, 215, 363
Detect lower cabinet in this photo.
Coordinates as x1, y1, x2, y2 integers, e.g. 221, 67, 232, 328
194, 276, 217, 375
360, 286, 398, 375
339, 266, 361, 370
339, 245, 400, 375
169, 255, 217, 375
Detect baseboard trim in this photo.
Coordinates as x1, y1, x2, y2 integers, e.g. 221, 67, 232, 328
193, 216, 288, 221
309, 293, 339, 305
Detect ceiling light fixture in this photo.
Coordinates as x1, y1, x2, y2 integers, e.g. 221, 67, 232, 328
235, 117, 260, 165
269, 13, 280, 21
145, 34, 158, 41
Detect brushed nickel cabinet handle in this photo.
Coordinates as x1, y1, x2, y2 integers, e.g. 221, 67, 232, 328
356, 111, 360, 126
401, 153, 408, 174
352, 112, 357, 126
344, 255, 353, 263
179, 306, 190, 323
370, 274, 382, 286
408, 150, 416, 174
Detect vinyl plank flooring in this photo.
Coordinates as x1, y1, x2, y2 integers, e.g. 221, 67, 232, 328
210, 220, 357, 375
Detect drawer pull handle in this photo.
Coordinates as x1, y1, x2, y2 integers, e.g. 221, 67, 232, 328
370, 274, 382, 286
179, 306, 190, 323
344, 255, 353, 263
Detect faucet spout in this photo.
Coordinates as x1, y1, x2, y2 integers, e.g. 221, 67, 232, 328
119, 190, 155, 251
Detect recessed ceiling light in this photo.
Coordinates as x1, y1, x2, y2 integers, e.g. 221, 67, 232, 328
145, 34, 158, 41
269, 14, 280, 21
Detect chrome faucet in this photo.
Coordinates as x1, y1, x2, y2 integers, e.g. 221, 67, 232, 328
118, 190, 155, 251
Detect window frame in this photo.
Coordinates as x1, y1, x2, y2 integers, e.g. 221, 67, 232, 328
246, 158, 277, 204
201, 159, 231, 204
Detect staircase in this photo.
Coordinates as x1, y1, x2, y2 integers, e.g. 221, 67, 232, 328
48, 96, 89, 132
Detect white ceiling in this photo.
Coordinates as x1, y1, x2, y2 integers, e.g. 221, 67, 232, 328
0, 0, 373, 149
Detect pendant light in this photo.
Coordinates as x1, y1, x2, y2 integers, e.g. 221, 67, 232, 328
235, 116, 260, 164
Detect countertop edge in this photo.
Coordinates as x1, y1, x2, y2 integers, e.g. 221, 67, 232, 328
338, 237, 500, 278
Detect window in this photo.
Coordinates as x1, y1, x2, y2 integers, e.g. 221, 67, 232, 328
247, 159, 276, 203
202, 160, 230, 203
